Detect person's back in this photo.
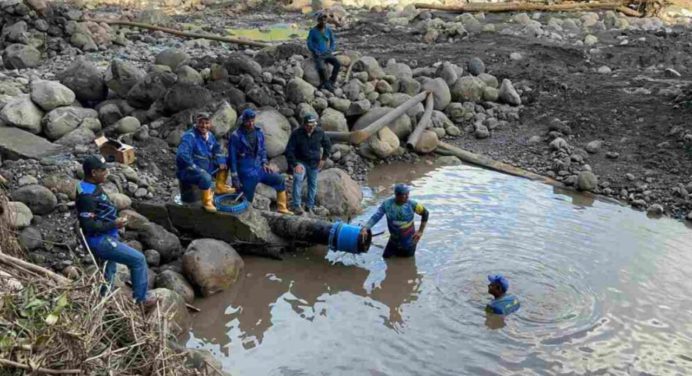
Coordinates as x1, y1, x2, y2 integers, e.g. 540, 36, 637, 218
486, 294, 521, 315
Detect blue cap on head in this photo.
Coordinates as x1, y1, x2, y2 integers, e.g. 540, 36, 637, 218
488, 274, 509, 293
314, 10, 326, 20
394, 184, 410, 195
304, 113, 318, 124
241, 108, 256, 122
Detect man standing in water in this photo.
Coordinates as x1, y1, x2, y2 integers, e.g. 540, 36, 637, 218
307, 11, 340, 91
361, 184, 429, 258
486, 274, 520, 315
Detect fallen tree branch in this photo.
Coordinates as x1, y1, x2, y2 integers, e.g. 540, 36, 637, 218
617, 5, 643, 17
414, 1, 642, 16
0, 252, 71, 285
0, 358, 81, 374
83, 18, 271, 48
406, 92, 434, 151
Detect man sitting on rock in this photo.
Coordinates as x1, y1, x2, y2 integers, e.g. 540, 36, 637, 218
176, 112, 234, 213
76, 155, 156, 308
228, 108, 292, 214
361, 184, 429, 258
307, 11, 340, 91
285, 113, 332, 215
486, 274, 520, 315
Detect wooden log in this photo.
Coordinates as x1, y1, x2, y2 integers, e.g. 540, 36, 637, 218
414, 1, 632, 14
0, 252, 71, 285
617, 5, 643, 17
83, 18, 271, 48
435, 141, 561, 186
406, 93, 434, 151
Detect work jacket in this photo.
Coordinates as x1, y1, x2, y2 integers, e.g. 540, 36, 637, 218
228, 126, 268, 177
366, 198, 429, 243
175, 128, 225, 178
307, 26, 336, 56
285, 126, 332, 171
76, 181, 119, 246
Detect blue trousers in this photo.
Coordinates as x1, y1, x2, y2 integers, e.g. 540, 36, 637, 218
291, 163, 318, 209
383, 238, 416, 258
178, 168, 213, 190
314, 54, 340, 84
239, 169, 285, 202
90, 236, 148, 302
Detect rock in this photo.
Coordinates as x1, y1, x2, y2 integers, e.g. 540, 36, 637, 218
2, 44, 41, 69
478, 73, 499, 89
105, 60, 146, 98
436, 62, 459, 86
509, 52, 523, 61
286, 77, 316, 104
301, 58, 329, 87
80, 117, 102, 133
328, 97, 351, 113
606, 151, 619, 159
416, 130, 439, 153
255, 108, 291, 158
43, 107, 98, 140
467, 57, 486, 76
446, 124, 461, 136
646, 204, 664, 217
369, 126, 400, 158
145, 249, 161, 266
577, 171, 598, 192
163, 83, 212, 113
210, 101, 237, 138
56, 126, 96, 147
2, 21, 28, 44
175, 65, 203, 86
375, 80, 393, 94
597, 65, 612, 74
459, 13, 483, 33
498, 79, 521, 106
398, 77, 421, 96
0, 127, 66, 160
155, 270, 195, 304
353, 56, 385, 80
224, 52, 262, 77
316, 168, 362, 215
346, 100, 372, 116
18, 176, 38, 186
97, 103, 123, 126
422, 77, 451, 110
57, 58, 107, 103
147, 288, 190, 334
30, 81, 75, 111
41, 174, 78, 201
353, 107, 412, 139
474, 124, 490, 139
320, 108, 348, 132
139, 223, 182, 263
528, 135, 542, 144
108, 192, 131, 210
482, 87, 499, 102
18, 226, 42, 251
126, 71, 177, 109
2, 201, 33, 229
664, 68, 681, 78
184, 349, 227, 376
584, 34, 598, 46
113, 116, 142, 135
0, 95, 43, 134
154, 48, 189, 70
451, 76, 486, 102
11, 184, 57, 215
436, 155, 462, 165
384, 61, 413, 81
182, 239, 244, 297
550, 137, 569, 150
585, 140, 603, 154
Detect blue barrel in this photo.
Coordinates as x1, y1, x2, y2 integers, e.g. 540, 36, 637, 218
329, 221, 370, 254
214, 193, 250, 214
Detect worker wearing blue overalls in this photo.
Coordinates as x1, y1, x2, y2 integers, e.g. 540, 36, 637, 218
76, 155, 156, 308
228, 108, 292, 214
361, 184, 429, 258
307, 11, 340, 91
176, 112, 234, 213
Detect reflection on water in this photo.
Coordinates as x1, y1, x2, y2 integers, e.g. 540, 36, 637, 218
185, 162, 692, 375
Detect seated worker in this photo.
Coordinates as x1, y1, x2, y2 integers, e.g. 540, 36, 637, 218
76, 155, 156, 308
176, 112, 234, 213
307, 11, 340, 91
285, 113, 332, 215
486, 274, 520, 315
361, 184, 429, 258
228, 108, 292, 214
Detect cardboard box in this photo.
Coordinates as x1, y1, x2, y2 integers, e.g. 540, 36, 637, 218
94, 136, 136, 165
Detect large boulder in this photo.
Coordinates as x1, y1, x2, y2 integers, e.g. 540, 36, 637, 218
577, 171, 598, 192
368, 126, 400, 158
126, 71, 177, 109
353, 56, 385, 80
0, 95, 44, 134
0, 127, 66, 160
384, 61, 413, 80
498, 79, 521, 106
320, 108, 348, 132
155, 270, 195, 304
57, 59, 107, 103
11, 184, 57, 215
301, 58, 328, 87
286, 77, 316, 104
256, 108, 291, 158
42, 174, 78, 200
114, 116, 141, 134
316, 168, 362, 215
163, 83, 212, 113
147, 288, 190, 334
182, 239, 244, 297
422, 77, 451, 110
223, 53, 262, 77
451, 76, 486, 102
56, 126, 96, 147
353, 107, 412, 140
30, 80, 76, 111
154, 48, 189, 70
385, 93, 425, 119
105, 60, 146, 98
2, 44, 41, 69
42, 106, 98, 140
210, 101, 237, 138
415, 130, 439, 153
436, 62, 459, 86
139, 222, 182, 263
2, 201, 33, 229
108, 192, 132, 210
175, 65, 203, 86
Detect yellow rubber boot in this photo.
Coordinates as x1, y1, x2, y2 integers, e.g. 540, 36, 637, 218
276, 191, 293, 215
201, 189, 217, 213
215, 170, 235, 194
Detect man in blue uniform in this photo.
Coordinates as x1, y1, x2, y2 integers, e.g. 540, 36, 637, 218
76, 155, 155, 307
285, 113, 332, 215
228, 109, 292, 214
486, 274, 520, 315
176, 112, 234, 213
307, 11, 340, 91
362, 184, 429, 258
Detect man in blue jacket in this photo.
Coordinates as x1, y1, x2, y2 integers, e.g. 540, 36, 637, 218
176, 112, 234, 213
76, 155, 156, 308
285, 113, 331, 215
486, 274, 521, 315
228, 109, 292, 214
307, 11, 340, 91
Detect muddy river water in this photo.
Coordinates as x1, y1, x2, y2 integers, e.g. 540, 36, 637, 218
183, 162, 692, 375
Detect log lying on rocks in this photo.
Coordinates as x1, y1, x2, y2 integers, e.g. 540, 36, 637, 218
326, 90, 429, 145
406, 93, 434, 151
435, 141, 561, 186
83, 18, 271, 48
414, 1, 643, 17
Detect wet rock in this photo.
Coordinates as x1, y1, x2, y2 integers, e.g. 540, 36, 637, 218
585, 140, 603, 154
0, 95, 44, 134
369, 126, 400, 158
451, 76, 486, 102
498, 79, 521, 106
2, 44, 41, 69
467, 57, 486, 76
56, 127, 96, 147
126, 71, 177, 109
30, 81, 76, 111
2, 201, 33, 229
57, 59, 107, 103
182, 239, 244, 297
154, 48, 189, 71
224, 52, 262, 77
577, 171, 598, 192
0, 127, 66, 160
316, 168, 363, 215
210, 101, 237, 138
423, 77, 451, 110
139, 222, 182, 263
353, 56, 385, 80
646, 204, 664, 217
105, 60, 146, 98
12, 184, 57, 215
256, 108, 291, 158
155, 270, 195, 304
164, 83, 212, 113
320, 108, 348, 132
147, 288, 190, 334
43, 107, 98, 140
416, 130, 439, 153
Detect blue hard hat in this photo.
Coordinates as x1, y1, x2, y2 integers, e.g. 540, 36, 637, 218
241, 108, 256, 121
488, 274, 509, 293
394, 184, 410, 195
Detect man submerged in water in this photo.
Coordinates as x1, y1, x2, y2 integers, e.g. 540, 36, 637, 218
486, 274, 520, 315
